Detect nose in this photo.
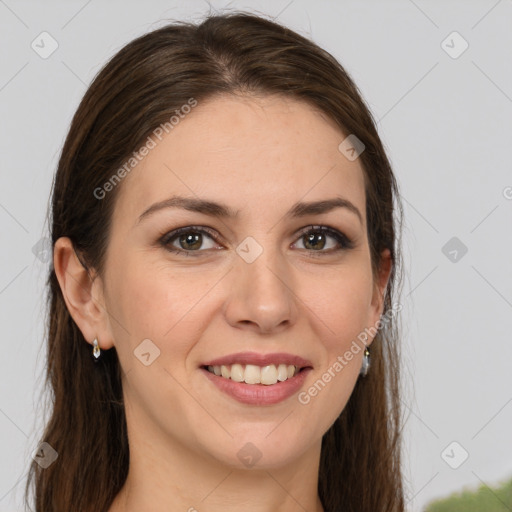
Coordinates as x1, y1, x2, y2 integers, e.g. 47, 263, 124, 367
223, 245, 299, 335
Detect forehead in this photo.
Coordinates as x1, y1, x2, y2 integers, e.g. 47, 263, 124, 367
112, 95, 366, 229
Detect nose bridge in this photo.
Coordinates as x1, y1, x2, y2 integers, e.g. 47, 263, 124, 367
225, 234, 297, 332
238, 235, 290, 298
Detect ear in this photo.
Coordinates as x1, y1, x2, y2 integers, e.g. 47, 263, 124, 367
368, 248, 393, 342
53, 237, 115, 351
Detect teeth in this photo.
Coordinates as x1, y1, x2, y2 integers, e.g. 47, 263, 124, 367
277, 364, 288, 381
230, 363, 244, 382
220, 365, 230, 379
260, 364, 277, 385
206, 363, 300, 385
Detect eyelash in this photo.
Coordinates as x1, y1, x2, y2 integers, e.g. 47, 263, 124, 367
158, 225, 354, 258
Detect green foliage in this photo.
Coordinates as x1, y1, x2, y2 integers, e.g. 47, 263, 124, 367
424, 477, 512, 512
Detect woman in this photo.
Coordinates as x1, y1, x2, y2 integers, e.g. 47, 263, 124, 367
25, 11, 405, 512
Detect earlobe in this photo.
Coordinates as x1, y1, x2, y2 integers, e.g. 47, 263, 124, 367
53, 237, 115, 350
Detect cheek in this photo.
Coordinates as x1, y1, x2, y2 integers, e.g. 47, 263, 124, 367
112, 267, 169, 336
307, 265, 374, 348
296, 273, 372, 433
108, 255, 217, 360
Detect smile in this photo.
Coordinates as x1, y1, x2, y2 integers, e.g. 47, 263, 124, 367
205, 363, 301, 385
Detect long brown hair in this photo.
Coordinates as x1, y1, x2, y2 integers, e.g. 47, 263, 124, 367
25, 11, 405, 511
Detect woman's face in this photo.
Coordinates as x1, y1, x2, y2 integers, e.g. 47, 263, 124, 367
98, 95, 390, 469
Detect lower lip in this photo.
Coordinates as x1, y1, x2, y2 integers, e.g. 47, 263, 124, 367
200, 367, 312, 405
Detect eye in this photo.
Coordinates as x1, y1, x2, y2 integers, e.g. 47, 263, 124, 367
159, 226, 221, 256
292, 225, 354, 255
159, 225, 354, 257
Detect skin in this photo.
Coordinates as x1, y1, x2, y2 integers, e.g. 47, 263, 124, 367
54, 94, 391, 512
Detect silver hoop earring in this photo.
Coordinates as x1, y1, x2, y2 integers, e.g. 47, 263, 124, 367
360, 347, 370, 377
92, 337, 101, 361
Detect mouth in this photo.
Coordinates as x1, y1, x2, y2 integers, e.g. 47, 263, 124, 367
200, 351, 313, 387
200, 358, 313, 405
201, 363, 305, 385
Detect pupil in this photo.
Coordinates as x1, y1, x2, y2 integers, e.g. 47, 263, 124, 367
305, 232, 325, 250
180, 233, 201, 250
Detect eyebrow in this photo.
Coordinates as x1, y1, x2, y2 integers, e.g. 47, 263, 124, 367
136, 195, 363, 225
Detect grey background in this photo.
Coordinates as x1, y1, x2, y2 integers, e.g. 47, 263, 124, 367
1, 0, 511, 510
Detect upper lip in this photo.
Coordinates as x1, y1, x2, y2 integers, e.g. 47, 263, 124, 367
202, 351, 313, 369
